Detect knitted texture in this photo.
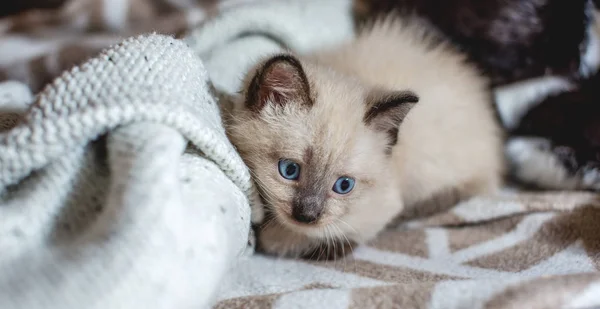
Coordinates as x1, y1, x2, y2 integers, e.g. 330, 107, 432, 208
0, 81, 32, 132
0, 34, 256, 309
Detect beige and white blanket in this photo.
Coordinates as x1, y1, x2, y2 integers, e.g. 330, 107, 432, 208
1, 0, 600, 308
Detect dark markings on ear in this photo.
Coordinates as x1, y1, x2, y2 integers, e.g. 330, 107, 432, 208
364, 89, 419, 150
245, 54, 312, 113
364, 90, 419, 123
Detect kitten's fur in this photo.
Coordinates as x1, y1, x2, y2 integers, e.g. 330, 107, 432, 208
227, 17, 504, 259
353, 0, 600, 191
353, 0, 592, 86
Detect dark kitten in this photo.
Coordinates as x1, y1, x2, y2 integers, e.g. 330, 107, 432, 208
353, 0, 592, 86
0, 0, 66, 18
509, 72, 600, 190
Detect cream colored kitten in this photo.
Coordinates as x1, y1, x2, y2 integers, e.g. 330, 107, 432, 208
226, 16, 505, 259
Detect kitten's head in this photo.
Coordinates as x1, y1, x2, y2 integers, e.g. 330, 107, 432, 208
227, 54, 418, 258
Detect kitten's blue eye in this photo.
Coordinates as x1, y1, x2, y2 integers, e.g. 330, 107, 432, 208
333, 177, 355, 194
278, 159, 300, 180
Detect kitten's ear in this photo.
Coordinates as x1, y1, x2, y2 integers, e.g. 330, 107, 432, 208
364, 89, 419, 147
245, 54, 312, 113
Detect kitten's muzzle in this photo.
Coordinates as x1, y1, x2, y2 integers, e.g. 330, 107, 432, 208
291, 196, 323, 224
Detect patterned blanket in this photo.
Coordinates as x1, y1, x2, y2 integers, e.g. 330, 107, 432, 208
1, 0, 600, 308
0, 0, 242, 92
216, 190, 600, 309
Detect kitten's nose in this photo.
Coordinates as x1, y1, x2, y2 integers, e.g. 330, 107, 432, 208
292, 209, 320, 223
291, 197, 322, 224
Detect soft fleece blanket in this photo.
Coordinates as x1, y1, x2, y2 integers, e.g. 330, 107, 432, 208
1, 0, 600, 308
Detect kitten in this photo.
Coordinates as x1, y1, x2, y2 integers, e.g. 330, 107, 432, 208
226, 16, 504, 259
353, 0, 600, 191
353, 0, 592, 87
507, 70, 600, 190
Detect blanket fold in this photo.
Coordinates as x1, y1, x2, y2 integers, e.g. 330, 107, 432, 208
0, 34, 255, 309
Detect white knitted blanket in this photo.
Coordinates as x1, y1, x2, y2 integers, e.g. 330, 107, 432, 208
0, 34, 257, 308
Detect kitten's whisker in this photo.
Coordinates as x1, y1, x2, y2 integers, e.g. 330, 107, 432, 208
316, 243, 324, 262
331, 226, 338, 264
321, 226, 330, 265
335, 220, 356, 254
336, 218, 364, 243
291, 231, 304, 259
330, 222, 347, 268
248, 170, 278, 202
308, 243, 319, 261
334, 219, 357, 272
335, 218, 358, 235
260, 213, 278, 231
325, 225, 336, 264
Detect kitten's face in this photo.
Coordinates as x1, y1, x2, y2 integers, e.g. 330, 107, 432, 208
227, 54, 418, 258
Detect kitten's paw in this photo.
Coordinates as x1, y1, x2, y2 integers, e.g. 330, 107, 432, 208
253, 221, 311, 258
552, 145, 579, 173
506, 137, 600, 190
506, 137, 578, 189
581, 163, 600, 190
